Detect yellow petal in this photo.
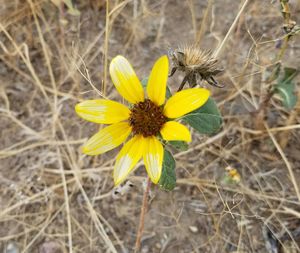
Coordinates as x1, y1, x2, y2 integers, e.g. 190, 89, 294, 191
160, 121, 191, 142
143, 137, 163, 184
163, 88, 210, 118
114, 135, 145, 185
75, 99, 130, 124
110, 55, 144, 104
147, 55, 169, 106
82, 122, 131, 156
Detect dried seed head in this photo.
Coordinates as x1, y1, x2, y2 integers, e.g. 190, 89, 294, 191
169, 44, 224, 90
180, 46, 219, 74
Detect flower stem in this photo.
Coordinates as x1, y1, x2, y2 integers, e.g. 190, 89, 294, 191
134, 177, 151, 253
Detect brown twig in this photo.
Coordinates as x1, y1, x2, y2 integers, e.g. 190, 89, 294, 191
134, 177, 151, 253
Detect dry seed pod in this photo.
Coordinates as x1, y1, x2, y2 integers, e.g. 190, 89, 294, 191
169, 44, 223, 91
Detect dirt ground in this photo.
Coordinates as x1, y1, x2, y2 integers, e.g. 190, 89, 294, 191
1, 0, 300, 252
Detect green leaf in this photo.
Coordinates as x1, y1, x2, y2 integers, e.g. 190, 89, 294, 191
275, 83, 297, 109
265, 62, 281, 83
159, 149, 176, 191
274, 67, 298, 109
281, 67, 297, 83
182, 97, 222, 134
168, 140, 188, 151
141, 77, 172, 99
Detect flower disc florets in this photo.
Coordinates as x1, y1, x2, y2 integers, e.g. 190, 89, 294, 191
129, 99, 167, 137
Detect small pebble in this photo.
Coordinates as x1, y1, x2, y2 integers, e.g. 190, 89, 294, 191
189, 226, 198, 233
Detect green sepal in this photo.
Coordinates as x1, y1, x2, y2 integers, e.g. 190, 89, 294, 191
182, 97, 222, 134
159, 149, 176, 191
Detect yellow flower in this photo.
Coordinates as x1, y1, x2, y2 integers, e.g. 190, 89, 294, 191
75, 55, 210, 185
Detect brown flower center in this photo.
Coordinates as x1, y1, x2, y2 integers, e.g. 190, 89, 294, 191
129, 99, 167, 137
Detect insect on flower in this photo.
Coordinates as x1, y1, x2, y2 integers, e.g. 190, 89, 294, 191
75, 55, 210, 185
169, 44, 223, 91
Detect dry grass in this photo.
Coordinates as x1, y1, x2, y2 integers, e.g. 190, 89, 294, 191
1, 0, 300, 252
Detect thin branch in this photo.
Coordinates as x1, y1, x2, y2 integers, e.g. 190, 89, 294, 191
213, 0, 249, 58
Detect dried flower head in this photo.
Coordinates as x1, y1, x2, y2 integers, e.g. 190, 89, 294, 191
169, 44, 223, 91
